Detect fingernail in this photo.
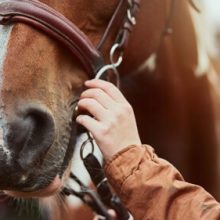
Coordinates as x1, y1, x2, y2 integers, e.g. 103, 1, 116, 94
76, 115, 82, 123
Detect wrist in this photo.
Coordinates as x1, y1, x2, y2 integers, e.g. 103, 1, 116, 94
103, 141, 141, 162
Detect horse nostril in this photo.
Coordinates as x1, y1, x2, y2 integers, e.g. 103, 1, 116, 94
6, 107, 55, 170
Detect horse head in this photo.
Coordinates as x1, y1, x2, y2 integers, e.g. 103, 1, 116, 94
0, 0, 122, 198
0, 0, 179, 206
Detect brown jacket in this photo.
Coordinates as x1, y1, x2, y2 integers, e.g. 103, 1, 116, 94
104, 145, 220, 220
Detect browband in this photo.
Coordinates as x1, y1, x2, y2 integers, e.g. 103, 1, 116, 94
0, 0, 104, 77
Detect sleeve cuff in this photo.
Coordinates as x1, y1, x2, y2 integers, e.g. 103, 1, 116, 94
104, 144, 155, 192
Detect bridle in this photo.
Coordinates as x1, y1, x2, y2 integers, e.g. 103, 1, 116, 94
0, 0, 183, 218
0, 0, 140, 79
0, 0, 182, 218
0, 0, 140, 219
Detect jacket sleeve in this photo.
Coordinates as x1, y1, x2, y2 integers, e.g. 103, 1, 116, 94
104, 145, 220, 220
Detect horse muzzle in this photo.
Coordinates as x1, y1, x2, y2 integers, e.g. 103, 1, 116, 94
0, 104, 58, 193
5, 175, 63, 198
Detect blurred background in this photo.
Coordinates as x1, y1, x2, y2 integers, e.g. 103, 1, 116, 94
200, 0, 220, 55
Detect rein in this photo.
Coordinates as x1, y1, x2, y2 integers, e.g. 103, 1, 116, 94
0, 0, 140, 219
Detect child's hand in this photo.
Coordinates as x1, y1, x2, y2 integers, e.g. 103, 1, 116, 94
76, 79, 141, 161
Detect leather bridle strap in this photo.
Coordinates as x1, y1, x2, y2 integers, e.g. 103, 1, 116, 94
97, 0, 141, 52
97, 0, 126, 51
0, 0, 104, 77
0, 0, 141, 78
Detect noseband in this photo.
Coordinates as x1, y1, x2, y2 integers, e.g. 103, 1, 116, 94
0, 0, 141, 219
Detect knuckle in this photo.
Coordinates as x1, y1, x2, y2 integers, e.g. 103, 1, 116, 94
105, 83, 114, 93
114, 108, 123, 119
79, 98, 93, 107
110, 117, 118, 129
124, 103, 133, 114
100, 121, 113, 136
94, 88, 103, 98
113, 103, 133, 119
99, 124, 110, 136
84, 88, 103, 100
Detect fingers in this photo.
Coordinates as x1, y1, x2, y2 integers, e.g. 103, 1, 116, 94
76, 115, 101, 135
93, 210, 117, 220
76, 79, 141, 160
80, 88, 115, 109
76, 114, 111, 145
108, 209, 117, 218
77, 98, 106, 121
84, 79, 128, 103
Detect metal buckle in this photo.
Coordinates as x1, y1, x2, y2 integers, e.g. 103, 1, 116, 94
95, 43, 122, 88
80, 132, 95, 160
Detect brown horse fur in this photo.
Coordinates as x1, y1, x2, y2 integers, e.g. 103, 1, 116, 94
0, 0, 125, 218
1, 0, 220, 219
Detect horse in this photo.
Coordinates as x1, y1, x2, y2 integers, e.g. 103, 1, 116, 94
126, 0, 220, 201
0, 0, 220, 219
